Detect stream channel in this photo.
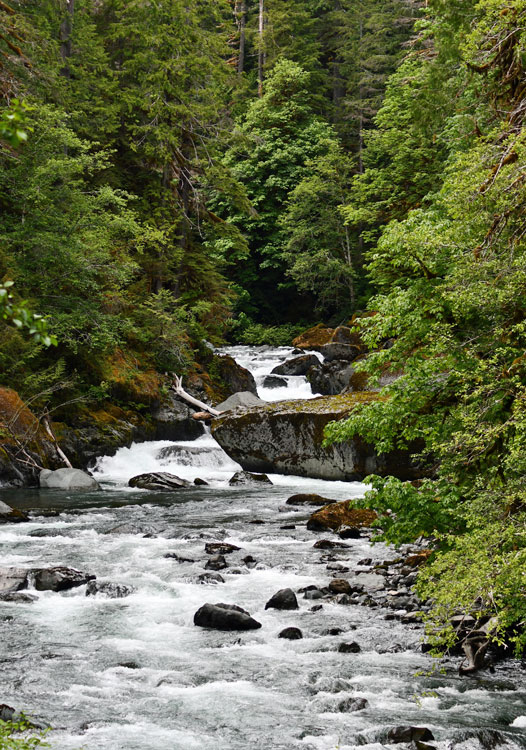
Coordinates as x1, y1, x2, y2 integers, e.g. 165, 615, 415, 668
1, 346, 525, 750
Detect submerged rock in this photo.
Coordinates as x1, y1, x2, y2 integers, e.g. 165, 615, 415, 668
338, 697, 368, 712
205, 543, 241, 555
338, 641, 361, 653
128, 472, 191, 491
193, 602, 262, 631
0, 500, 29, 524
40, 468, 100, 491
205, 555, 228, 571
0, 592, 37, 603
212, 394, 421, 482
228, 471, 272, 486
262, 375, 288, 389
265, 588, 299, 611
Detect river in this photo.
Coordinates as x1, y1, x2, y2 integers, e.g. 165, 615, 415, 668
1, 346, 525, 750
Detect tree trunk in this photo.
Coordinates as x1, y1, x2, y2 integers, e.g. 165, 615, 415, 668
59, 0, 75, 78
258, 0, 265, 96
236, 0, 247, 74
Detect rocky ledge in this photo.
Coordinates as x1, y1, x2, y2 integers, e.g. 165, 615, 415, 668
212, 393, 420, 482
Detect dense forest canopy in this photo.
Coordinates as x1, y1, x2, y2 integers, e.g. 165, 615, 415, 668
2, 0, 526, 655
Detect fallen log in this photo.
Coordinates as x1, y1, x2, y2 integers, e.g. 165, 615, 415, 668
170, 375, 220, 417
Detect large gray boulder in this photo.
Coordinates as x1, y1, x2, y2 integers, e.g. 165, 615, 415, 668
0, 567, 29, 594
307, 360, 356, 395
32, 566, 95, 592
0, 500, 29, 524
216, 391, 263, 412
39, 468, 100, 491
212, 395, 421, 482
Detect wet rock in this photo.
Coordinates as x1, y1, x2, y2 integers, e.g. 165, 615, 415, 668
286, 493, 333, 507
279, 627, 303, 640
194, 602, 262, 631
0, 567, 29, 593
194, 478, 209, 486
243, 555, 257, 569
205, 542, 241, 555
85, 581, 133, 598
197, 572, 225, 585
265, 588, 299, 611
249, 519, 266, 525
228, 470, 272, 486
151, 393, 205, 441
33, 566, 95, 592
0, 704, 15, 721
212, 394, 421, 482
40, 468, 100, 491
164, 552, 196, 563
310, 604, 323, 612
205, 555, 228, 571
0, 592, 37, 603
338, 642, 361, 653
338, 697, 368, 712
271, 354, 320, 377
307, 502, 377, 533
303, 589, 325, 601
216, 391, 263, 412
0, 500, 29, 524
128, 472, 191, 491
326, 562, 350, 573
328, 579, 353, 595
339, 526, 361, 540
313, 539, 350, 550
214, 355, 258, 397
386, 727, 435, 744
280, 524, 296, 530
307, 360, 356, 396
106, 523, 157, 536
263, 375, 288, 389
317, 343, 361, 362
358, 558, 372, 566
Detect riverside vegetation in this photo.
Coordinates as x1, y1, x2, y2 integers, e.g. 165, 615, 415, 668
1, 0, 526, 718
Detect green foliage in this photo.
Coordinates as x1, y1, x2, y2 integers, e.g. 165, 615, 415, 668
326, 0, 526, 651
0, 718, 49, 750
0, 99, 30, 148
229, 315, 304, 347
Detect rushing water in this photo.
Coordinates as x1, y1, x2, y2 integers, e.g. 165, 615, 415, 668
1, 347, 525, 750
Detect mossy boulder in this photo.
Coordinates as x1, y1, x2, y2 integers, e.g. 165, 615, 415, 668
92, 348, 162, 406
307, 502, 378, 532
211, 394, 421, 481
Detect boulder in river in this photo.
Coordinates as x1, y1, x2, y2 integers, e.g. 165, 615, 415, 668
228, 471, 272, 486
0, 567, 29, 593
286, 493, 332, 507
205, 542, 241, 555
32, 566, 95, 592
307, 502, 378, 533
271, 354, 320, 376
262, 375, 288, 389
0, 500, 29, 524
128, 472, 191, 491
279, 627, 303, 640
216, 392, 263, 412
338, 697, 368, 712
212, 394, 422, 482
265, 588, 299, 611
307, 359, 356, 396
193, 602, 262, 631
151, 393, 205, 441
40, 468, 100, 491
86, 581, 134, 598
386, 727, 435, 744
338, 641, 361, 653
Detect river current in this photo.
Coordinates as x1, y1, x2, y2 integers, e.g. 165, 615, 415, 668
1, 346, 525, 750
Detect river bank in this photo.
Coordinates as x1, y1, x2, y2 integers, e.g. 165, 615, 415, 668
1, 346, 525, 750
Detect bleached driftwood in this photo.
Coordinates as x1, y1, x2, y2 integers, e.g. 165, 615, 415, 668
170, 375, 221, 417
42, 415, 73, 468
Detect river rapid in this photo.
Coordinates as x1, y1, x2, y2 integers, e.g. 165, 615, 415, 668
1, 346, 525, 750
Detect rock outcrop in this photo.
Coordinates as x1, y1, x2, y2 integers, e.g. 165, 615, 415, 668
128, 472, 191, 491
212, 394, 420, 482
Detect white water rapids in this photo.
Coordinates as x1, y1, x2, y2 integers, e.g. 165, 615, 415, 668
1, 346, 525, 750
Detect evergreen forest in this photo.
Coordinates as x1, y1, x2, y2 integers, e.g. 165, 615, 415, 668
2, 0, 526, 667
